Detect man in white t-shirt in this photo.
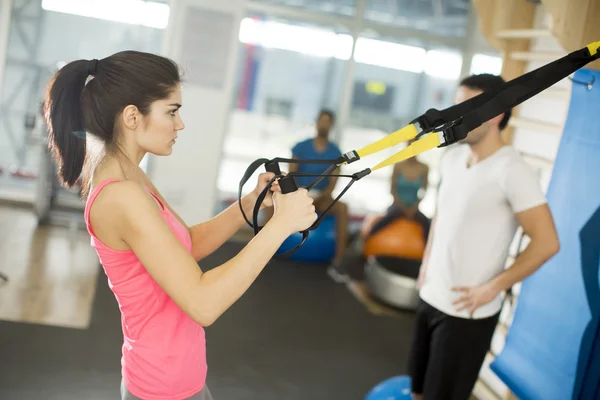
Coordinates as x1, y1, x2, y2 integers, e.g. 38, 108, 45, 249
408, 74, 560, 400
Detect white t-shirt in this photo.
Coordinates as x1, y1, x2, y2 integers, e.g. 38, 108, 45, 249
419, 144, 547, 319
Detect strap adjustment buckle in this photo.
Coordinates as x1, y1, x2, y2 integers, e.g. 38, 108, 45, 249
343, 150, 360, 164
438, 117, 468, 147
412, 108, 445, 132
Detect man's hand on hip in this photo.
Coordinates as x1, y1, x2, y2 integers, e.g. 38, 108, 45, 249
451, 282, 501, 317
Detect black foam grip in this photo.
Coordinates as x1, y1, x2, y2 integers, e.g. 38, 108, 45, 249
265, 162, 281, 175
279, 175, 298, 194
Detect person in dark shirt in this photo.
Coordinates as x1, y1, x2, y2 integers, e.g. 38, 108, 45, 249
289, 109, 349, 265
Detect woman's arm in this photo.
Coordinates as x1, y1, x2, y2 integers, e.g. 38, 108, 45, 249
143, 171, 276, 261
103, 181, 313, 327
390, 164, 402, 205
421, 165, 429, 194
186, 192, 265, 261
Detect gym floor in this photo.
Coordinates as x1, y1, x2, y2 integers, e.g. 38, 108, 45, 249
0, 204, 416, 400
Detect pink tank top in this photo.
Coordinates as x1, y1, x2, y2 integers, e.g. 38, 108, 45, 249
84, 179, 207, 400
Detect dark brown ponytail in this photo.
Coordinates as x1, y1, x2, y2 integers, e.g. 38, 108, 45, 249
43, 59, 92, 188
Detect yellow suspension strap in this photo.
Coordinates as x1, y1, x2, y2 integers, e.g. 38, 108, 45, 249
241, 40, 600, 256
353, 123, 420, 159
370, 131, 443, 172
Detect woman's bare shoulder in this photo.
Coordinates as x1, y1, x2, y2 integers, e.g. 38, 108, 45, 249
88, 178, 161, 250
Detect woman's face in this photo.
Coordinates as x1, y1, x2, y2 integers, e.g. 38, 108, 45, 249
136, 85, 185, 156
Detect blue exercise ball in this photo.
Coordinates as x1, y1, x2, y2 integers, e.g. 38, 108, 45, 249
277, 215, 336, 263
365, 376, 412, 400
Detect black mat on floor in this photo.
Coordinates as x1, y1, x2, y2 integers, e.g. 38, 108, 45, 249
0, 242, 415, 400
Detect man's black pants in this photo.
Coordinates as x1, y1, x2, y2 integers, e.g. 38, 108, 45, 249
407, 300, 500, 400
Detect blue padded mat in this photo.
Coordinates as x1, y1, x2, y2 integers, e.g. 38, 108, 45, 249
491, 69, 600, 400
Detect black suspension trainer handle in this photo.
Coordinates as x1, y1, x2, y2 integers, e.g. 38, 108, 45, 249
264, 162, 310, 257
264, 160, 299, 194
278, 175, 299, 194
248, 158, 362, 256
241, 156, 344, 230
265, 161, 282, 175
264, 160, 300, 195
278, 181, 310, 256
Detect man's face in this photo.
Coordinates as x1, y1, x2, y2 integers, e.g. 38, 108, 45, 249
316, 114, 333, 137
455, 85, 492, 145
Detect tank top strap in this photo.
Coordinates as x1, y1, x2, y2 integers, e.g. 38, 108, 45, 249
84, 179, 123, 231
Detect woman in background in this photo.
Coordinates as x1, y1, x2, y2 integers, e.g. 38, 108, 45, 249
367, 148, 430, 237
328, 144, 430, 283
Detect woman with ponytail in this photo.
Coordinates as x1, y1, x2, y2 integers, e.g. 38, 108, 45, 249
44, 51, 317, 400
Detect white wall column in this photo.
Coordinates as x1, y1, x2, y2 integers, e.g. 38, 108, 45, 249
0, 0, 13, 96
149, 0, 246, 223
331, 0, 365, 145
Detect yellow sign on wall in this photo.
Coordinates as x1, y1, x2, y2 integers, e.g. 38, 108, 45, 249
365, 81, 386, 95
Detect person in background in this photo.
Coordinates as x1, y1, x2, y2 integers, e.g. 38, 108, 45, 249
409, 73, 560, 400
326, 145, 430, 283
368, 140, 430, 238
289, 109, 349, 266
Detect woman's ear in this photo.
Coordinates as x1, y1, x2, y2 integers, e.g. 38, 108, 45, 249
121, 105, 140, 130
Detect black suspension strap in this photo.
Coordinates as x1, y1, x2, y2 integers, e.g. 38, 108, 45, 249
238, 41, 600, 256
413, 42, 600, 144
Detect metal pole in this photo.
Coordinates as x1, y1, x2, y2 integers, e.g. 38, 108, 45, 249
0, 0, 13, 100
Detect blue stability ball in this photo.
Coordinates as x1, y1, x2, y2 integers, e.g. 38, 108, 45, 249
277, 215, 336, 262
365, 376, 412, 400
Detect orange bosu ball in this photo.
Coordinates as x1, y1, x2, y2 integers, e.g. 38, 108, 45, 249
363, 218, 426, 260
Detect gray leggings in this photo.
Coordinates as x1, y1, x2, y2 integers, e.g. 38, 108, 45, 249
121, 379, 214, 400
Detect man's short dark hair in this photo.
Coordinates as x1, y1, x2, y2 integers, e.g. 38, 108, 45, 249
318, 108, 336, 124
459, 74, 512, 131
